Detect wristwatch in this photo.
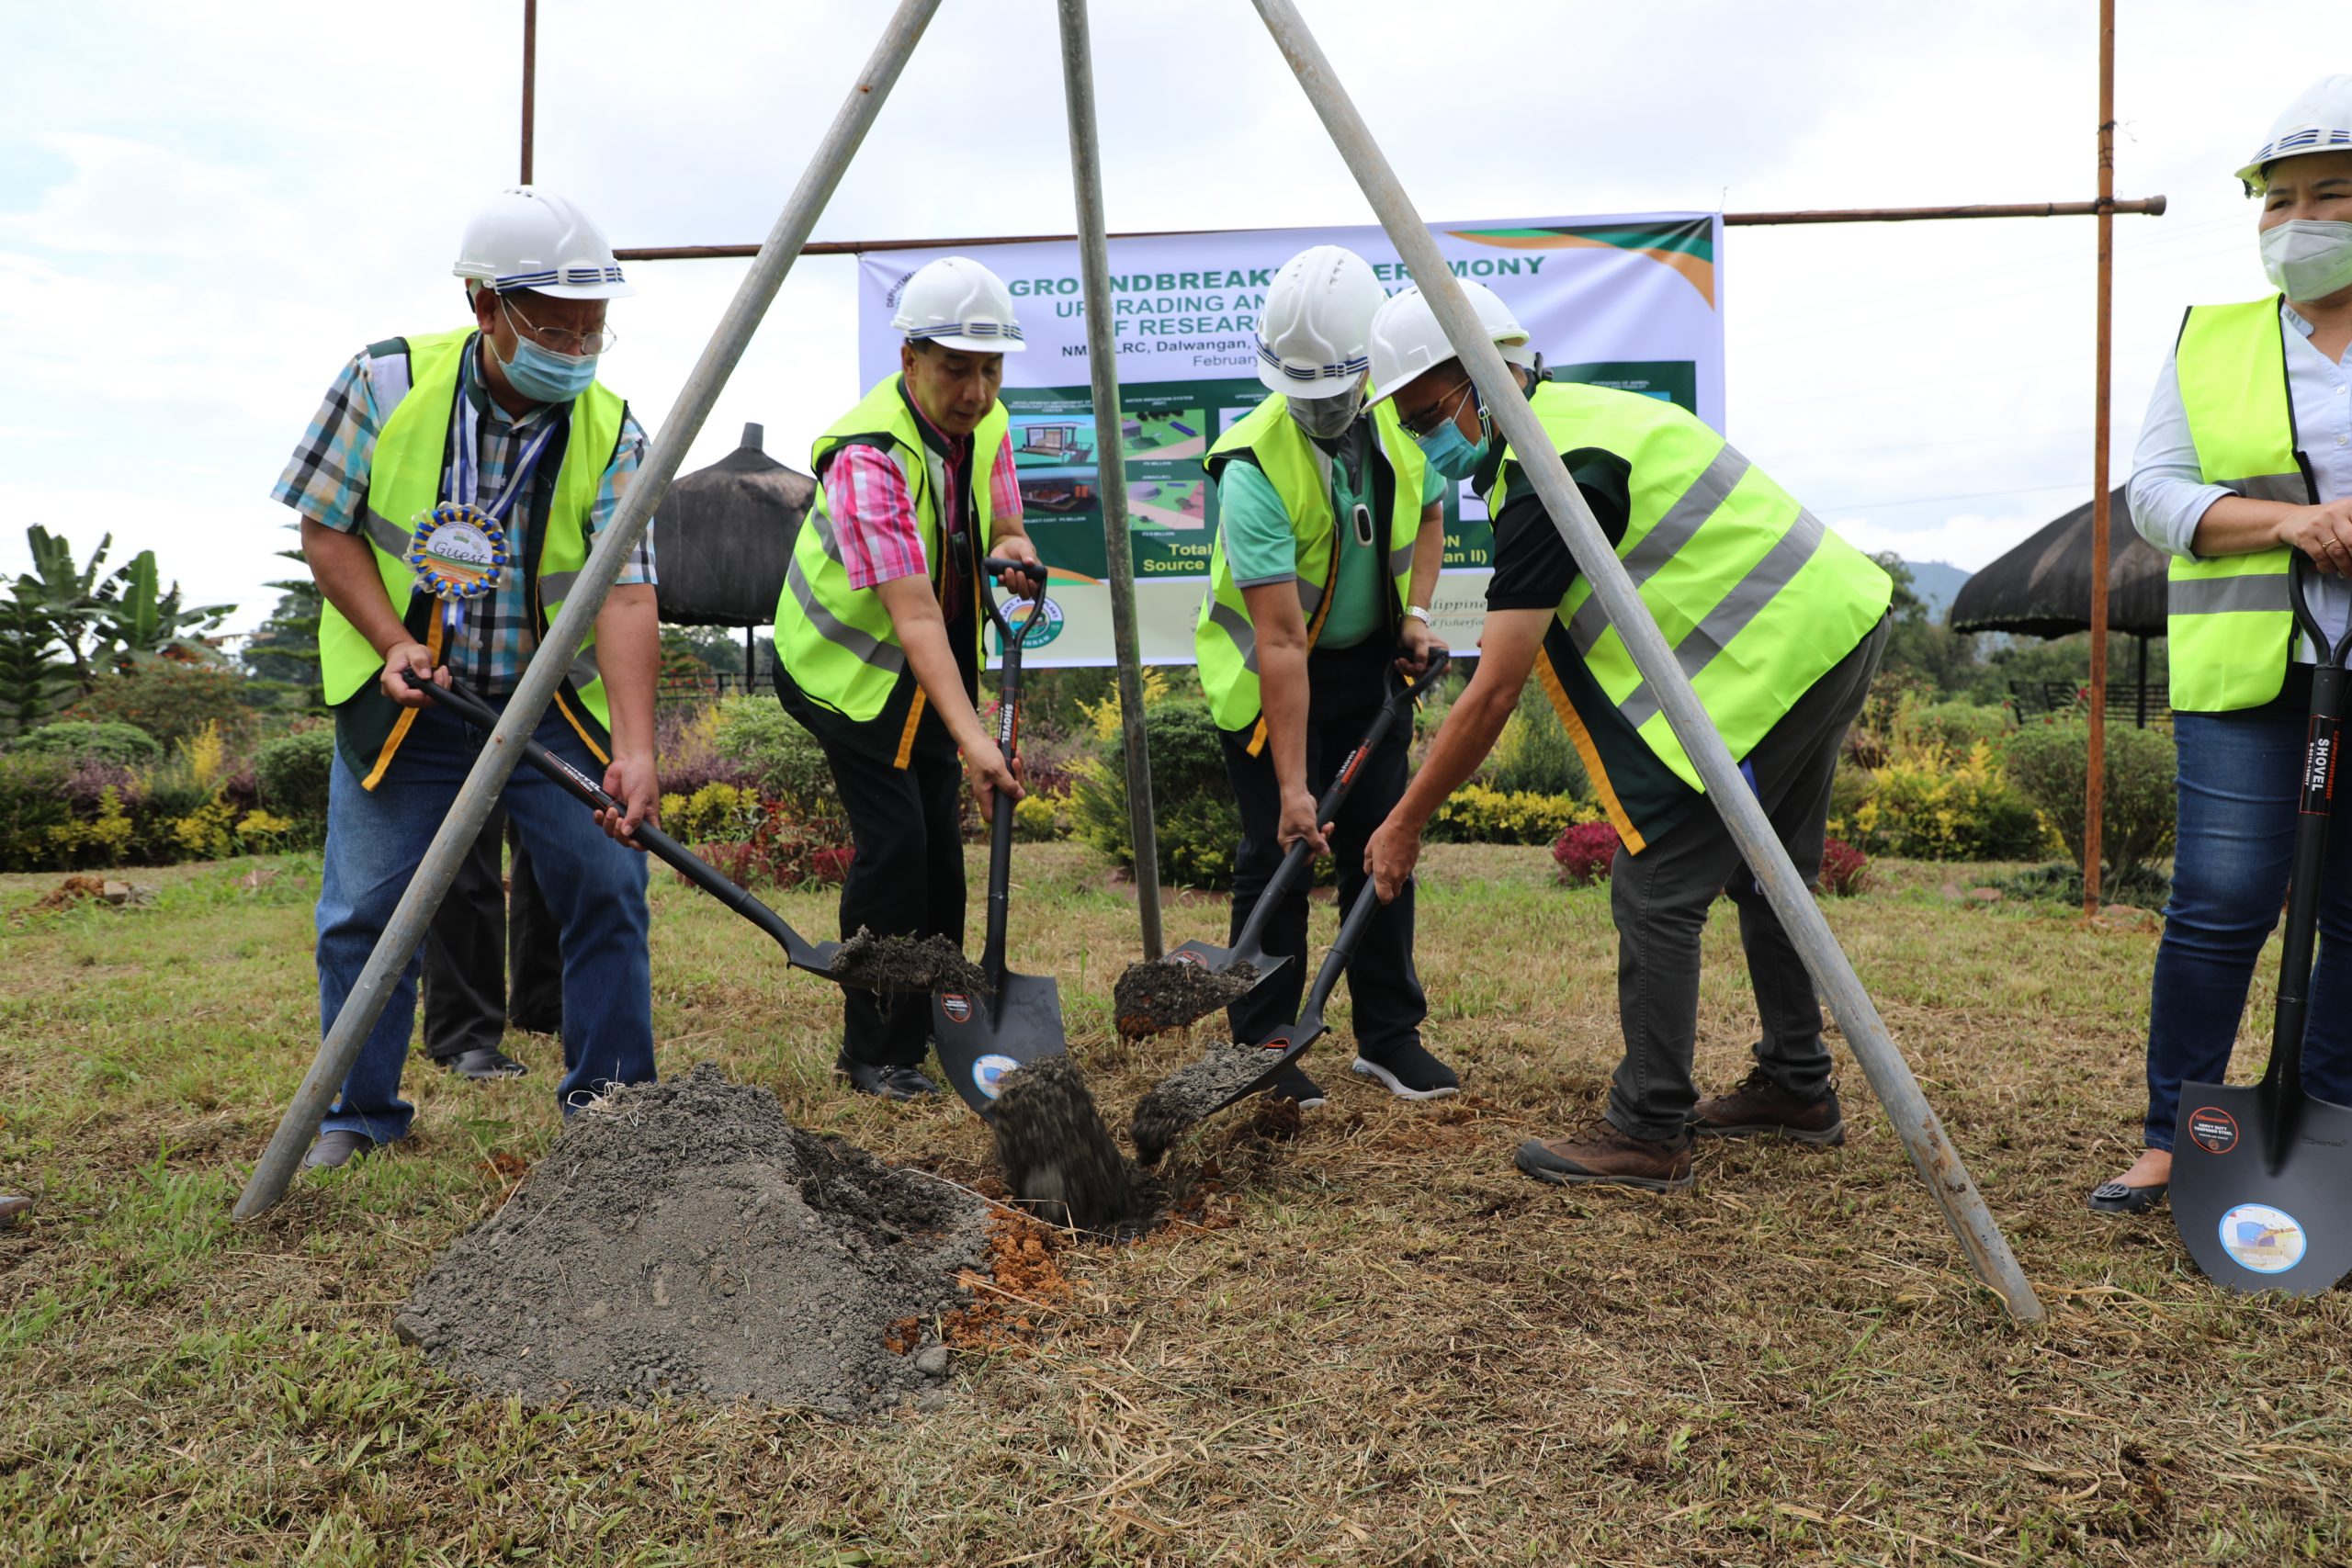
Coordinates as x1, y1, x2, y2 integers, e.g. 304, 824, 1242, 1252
1406, 605, 1434, 626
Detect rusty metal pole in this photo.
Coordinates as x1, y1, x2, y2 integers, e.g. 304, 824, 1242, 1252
2085, 0, 2115, 915
520, 0, 537, 183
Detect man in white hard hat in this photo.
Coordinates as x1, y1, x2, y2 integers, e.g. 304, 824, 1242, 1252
1361, 282, 1891, 1193
773, 255, 1045, 1100
272, 186, 662, 1168
1195, 244, 1456, 1109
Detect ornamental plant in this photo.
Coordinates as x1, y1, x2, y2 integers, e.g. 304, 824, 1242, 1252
1552, 820, 1622, 886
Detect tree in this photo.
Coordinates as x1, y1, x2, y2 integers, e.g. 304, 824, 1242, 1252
0, 592, 74, 738
242, 536, 325, 712
1870, 551, 1987, 699
12, 525, 117, 687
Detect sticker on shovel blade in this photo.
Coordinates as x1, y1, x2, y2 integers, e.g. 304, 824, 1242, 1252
2188, 1107, 2240, 1155
2220, 1202, 2309, 1274
940, 994, 972, 1024
971, 1054, 1019, 1100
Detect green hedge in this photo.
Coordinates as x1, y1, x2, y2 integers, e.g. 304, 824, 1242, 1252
1070, 696, 1239, 889
2002, 718, 2177, 892
10, 720, 163, 768
708, 696, 844, 827
254, 728, 337, 825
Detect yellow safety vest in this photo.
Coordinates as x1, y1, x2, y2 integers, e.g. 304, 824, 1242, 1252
2168, 296, 2310, 712
320, 328, 626, 788
1193, 397, 1427, 737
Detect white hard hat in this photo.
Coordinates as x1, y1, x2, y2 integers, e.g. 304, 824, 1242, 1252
891, 256, 1026, 353
2236, 74, 2352, 193
1255, 244, 1387, 397
1366, 282, 1532, 406
452, 186, 633, 299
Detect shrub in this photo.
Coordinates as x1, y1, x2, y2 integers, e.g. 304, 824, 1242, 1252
10, 720, 162, 768
1553, 820, 1621, 886
1818, 836, 1869, 897
254, 728, 336, 823
1429, 784, 1591, 844
1832, 740, 2048, 863
1480, 686, 1590, 798
62, 662, 255, 750
0, 751, 76, 871
708, 696, 843, 826
662, 781, 765, 845
1069, 688, 1239, 889
1014, 789, 1069, 843
1896, 700, 2011, 757
47, 784, 135, 867
683, 797, 852, 891
2001, 718, 2177, 894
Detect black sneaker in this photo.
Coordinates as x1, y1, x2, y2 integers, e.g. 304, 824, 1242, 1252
836, 1055, 936, 1102
1351, 1041, 1460, 1100
1262, 1063, 1327, 1110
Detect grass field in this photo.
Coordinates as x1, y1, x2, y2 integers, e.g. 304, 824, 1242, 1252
5, 842, 2348, 1565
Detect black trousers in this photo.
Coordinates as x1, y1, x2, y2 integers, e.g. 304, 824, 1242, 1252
778, 675, 967, 1069
420, 809, 565, 1060
1220, 637, 1427, 1061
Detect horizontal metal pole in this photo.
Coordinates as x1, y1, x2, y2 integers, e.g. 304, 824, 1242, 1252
611, 196, 2167, 262
1249, 0, 2044, 1324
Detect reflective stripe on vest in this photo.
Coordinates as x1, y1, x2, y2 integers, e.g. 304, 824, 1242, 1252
320, 328, 627, 787
2167, 297, 2309, 713
771, 376, 1006, 724
1193, 397, 1428, 733
1487, 381, 1890, 806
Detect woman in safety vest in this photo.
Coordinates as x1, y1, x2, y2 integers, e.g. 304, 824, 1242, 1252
2094, 77, 2352, 1215
772, 256, 1044, 1101
1361, 282, 1892, 1194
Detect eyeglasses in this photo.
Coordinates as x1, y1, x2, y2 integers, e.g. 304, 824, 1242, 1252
1396, 378, 1474, 439
501, 296, 617, 356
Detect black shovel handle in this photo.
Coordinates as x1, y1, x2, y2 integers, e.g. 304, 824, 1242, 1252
401, 672, 823, 968
975, 557, 1043, 982
2265, 557, 2352, 1139
1294, 875, 1392, 1042
1229, 645, 1451, 957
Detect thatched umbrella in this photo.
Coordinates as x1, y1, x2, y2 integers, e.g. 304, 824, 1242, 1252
1947, 486, 2170, 724
652, 423, 817, 680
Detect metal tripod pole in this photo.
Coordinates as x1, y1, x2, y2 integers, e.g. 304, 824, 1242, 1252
233, 0, 945, 1222
1056, 0, 1163, 957
1250, 0, 2042, 1322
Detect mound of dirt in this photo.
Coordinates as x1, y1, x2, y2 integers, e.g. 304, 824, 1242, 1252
828, 929, 991, 997
1130, 1040, 1289, 1165
394, 1064, 986, 1416
988, 1055, 1136, 1234
1111, 957, 1259, 1039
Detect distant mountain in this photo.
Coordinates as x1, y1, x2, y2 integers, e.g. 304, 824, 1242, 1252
1898, 558, 1973, 621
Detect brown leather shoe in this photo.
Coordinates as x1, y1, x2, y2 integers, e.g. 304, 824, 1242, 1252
1515, 1120, 1694, 1191
1690, 1066, 1845, 1145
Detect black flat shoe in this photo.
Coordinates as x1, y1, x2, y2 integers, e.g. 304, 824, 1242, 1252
443, 1046, 527, 1080
836, 1055, 936, 1101
2086, 1179, 2167, 1215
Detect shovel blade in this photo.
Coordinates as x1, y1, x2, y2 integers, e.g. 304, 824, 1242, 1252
933, 970, 1068, 1116
2171, 1082, 2352, 1297
1165, 937, 1293, 988
1203, 1022, 1329, 1120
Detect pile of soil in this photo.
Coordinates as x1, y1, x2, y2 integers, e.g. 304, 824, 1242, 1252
1130, 1040, 1289, 1165
988, 1055, 1135, 1234
828, 929, 991, 996
1111, 956, 1259, 1039
394, 1065, 986, 1416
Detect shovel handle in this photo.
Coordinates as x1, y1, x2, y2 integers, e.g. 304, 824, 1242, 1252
2265, 556, 2352, 1137
976, 561, 1040, 981
1294, 877, 1391, 1041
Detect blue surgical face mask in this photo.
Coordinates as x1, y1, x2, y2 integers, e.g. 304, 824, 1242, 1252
1417, 389, 1490, 481
497, 333, 599, 404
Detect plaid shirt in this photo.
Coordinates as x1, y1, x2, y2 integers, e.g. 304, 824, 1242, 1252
272, 333, 653, 696
829, 418, 1023, 592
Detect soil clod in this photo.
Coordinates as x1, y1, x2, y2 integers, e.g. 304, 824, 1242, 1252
987, 1055, 1136, 1234
1112, 957, 1259, 1039
1130, 1039, 1289, 1165
828, 928, 991, 997
395, 1064, 987, 1414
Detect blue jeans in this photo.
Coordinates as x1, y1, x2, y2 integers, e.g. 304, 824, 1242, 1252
2143, 705, 2352, 1148
316, 700, 653, 1144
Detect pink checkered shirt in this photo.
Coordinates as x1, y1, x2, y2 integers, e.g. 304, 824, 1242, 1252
827, 421, 1023, 592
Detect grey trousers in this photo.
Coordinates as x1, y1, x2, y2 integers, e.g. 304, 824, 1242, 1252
1604, 615, 1888, 1141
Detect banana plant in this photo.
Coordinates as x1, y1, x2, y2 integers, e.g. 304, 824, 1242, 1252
97, 551, 235, 666
11, 525, 116, 684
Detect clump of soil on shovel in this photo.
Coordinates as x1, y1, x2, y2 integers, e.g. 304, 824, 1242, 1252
1131, 1040, 1287, 1166
828, 928, 991, 997
1111, 957, 1258, 1039
394, 1065, 987, 1416
987, 1055, 1136, 1234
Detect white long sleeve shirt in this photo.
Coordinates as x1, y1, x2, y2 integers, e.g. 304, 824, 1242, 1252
2129, 299, 2352, 655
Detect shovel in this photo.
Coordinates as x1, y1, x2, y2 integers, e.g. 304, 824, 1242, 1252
406, 672, 881, 988
931, 558, 1070, 1115
1114, 646, 1450, 1038
2170, 553, 2352, 1297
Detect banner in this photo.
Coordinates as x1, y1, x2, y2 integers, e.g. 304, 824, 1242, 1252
856, 213, 1724, 667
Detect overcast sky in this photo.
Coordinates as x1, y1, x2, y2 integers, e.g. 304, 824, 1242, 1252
2, 0, 2339, 635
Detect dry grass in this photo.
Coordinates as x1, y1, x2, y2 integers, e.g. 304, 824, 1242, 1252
3, 842, 2347, 1566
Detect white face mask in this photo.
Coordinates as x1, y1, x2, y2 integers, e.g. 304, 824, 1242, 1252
1288, 381, 1363, 440
2260, 219, 2352, 303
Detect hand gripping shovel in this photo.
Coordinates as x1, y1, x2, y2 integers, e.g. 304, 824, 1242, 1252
406, 672, 881, 988
931, 559, 1070, 1116
2170, 554, 2352, 1297
1112, 646, 1450, 1039
1129, 876, 1393, 1163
